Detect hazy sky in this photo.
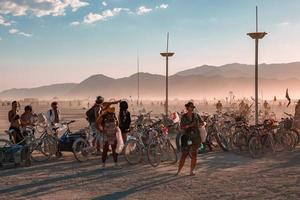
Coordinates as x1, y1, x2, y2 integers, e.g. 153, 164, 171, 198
0, 0, 300, 91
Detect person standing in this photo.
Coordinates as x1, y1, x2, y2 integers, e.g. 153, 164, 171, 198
99, 107, 120, 168
177, 102, 204, 176
293, 100, 300, 129
216, 100, 223, 113
46, 101, 60, 126
20, 105, 37, 128
119, 101, 131, 143
8, 101, 22, 143
46, 101, 62, 157
86, 97, 104, 154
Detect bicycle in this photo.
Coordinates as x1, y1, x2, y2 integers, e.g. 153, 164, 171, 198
248, 122, 275, 158
147, 122, 177, 167
1, 126, 51, 162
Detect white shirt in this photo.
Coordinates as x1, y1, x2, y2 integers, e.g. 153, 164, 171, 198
46, 109, 61, 125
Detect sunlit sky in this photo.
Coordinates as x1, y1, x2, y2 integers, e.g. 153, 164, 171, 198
0, 0, 300, 91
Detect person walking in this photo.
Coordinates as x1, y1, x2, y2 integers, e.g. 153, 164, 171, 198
177, 102, 204, 176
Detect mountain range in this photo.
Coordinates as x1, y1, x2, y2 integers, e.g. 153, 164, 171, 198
1, 62, 300, 100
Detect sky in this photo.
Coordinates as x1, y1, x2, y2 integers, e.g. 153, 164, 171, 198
0, 0, 300, 91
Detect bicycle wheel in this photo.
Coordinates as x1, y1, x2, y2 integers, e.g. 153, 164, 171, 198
44, 135, 58, 156
288, 130, 299, 148
262, 134, 275, 155
31, 138, 51, 162
72, 138, 91, 162
248, 136, 262, 158
175, 133, 182, 153
232, 131, 247, 151
215, 132, 229, 151
283, 132, 295, 151
161, 140, 178, 164
147, 140, 162, 167
124, 139, 143, 165
273, 132, 289, 152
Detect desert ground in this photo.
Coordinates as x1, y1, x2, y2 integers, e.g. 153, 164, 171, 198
0, 101, 299, 200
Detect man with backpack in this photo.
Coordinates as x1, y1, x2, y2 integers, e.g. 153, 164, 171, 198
86, 97, 103, 155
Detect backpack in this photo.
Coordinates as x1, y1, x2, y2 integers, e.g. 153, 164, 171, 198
86, 107, 96, 123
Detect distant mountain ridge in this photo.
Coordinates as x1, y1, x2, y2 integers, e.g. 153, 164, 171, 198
176, 62, 300, 80
0, 83, 77, 99
1, 62, 300, 100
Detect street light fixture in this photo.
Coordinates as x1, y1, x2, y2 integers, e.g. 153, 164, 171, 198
247, 6, 267, 125
160, 32, 175, 116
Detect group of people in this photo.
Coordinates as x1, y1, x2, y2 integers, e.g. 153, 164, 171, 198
7, 97, 132, 168
85, 96, 131, 168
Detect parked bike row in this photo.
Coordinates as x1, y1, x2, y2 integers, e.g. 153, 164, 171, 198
1, 98, 299, 173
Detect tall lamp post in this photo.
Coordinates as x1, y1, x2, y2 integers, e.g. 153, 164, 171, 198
160, 32, 175, 116
247, 6, 267, 125
137, 50, 140, 104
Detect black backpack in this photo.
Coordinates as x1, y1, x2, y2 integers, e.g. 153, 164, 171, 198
86, 106, 96, 123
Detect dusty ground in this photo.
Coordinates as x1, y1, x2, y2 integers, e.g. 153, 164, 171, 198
0, 148, 299, 200
0, 104, 299, 200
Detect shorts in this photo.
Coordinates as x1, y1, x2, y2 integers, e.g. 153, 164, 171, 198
90, 122, 103, 142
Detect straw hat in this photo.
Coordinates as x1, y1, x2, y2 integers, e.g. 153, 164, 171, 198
107, 106, 115, 113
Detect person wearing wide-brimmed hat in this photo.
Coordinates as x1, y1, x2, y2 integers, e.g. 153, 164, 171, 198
177, 101, 204, 176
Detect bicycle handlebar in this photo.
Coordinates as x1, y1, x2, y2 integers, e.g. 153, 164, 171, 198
284, 112, 293, 117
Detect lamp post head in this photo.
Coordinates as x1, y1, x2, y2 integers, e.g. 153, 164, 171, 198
247, 32, 267, 39
160, 52, 175, 57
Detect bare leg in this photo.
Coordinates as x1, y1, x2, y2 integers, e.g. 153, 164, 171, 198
177, 150, 189, 175
190, 144, 199, 176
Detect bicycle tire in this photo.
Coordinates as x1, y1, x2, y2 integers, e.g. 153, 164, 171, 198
31, 138, 51, 162
72, 138, 91, 162
124, 139, 143, 165
248, 136, 262, 158
175, 133, 182, 153
215, 132, 229, 151
147, 140, 162, 167
161, 140, 178, 164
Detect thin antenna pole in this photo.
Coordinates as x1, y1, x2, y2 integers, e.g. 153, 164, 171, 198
256, 6, 258, 32
166, 32, 169, 116
166, 32, 169, 53
137, 50, 140, 103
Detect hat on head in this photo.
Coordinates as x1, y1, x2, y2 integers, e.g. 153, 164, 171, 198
96, 96, 104, 104
185, 101, 195, 108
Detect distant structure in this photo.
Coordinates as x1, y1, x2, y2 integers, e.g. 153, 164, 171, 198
247, 6, 267, 125
160, 32, 175, 116
137, 50, 140, 103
